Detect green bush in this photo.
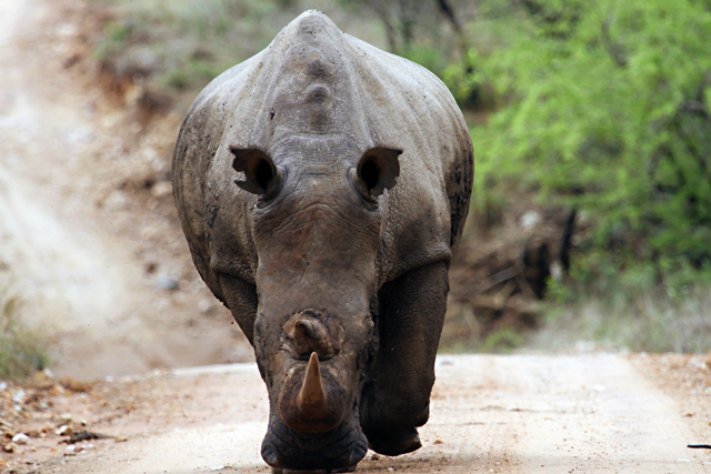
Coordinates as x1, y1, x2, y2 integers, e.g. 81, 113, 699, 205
91, 0, 284, 93
471, 0, 711, 290
0, 297, 49, 379
537, 283, 710, 352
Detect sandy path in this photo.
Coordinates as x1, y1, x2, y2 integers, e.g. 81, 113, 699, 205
0, 0, 250, 379
14, 354, 705, 473
0, 0, 174, 377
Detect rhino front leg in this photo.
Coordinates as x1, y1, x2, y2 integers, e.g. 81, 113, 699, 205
360, 260, 449, 456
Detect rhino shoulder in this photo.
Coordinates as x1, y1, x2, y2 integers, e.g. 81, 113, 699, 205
172, 52, 265, 303
340, 36, 473, 280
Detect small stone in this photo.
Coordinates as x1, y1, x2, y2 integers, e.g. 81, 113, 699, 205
3, 442, 16, 453
105, 190, 128, 211
155, 275, 179, 291
151, 181, 172, 198
56, 425, 72, 436
370, 453, 380, 461
433, 438, 444, 445
520, 210, 541, 230
56, 23, 77, 37
11, 433, 30, 445
12, 390, 25, 404
198, 299, 214, 314
65, 444, 82, 455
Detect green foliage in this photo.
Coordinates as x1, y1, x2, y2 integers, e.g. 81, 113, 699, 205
93, 21, 133, 61
441, 49, 481, 106
480, 328, 525, 353
91, 0, 285, 93
0, 297, 49, 379
471, 0, 711, 289
400, 45, 449, 79
158, 59, 222, 91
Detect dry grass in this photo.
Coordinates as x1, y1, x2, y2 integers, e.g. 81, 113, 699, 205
531, 285, 711, 353
0, 269, 49, 379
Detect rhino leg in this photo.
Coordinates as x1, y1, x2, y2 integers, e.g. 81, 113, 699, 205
360, 261, 449, 456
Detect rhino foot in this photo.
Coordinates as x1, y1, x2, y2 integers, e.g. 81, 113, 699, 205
366, 427, 422, 456
262, 419, 367, 471
271, 466, 356, 474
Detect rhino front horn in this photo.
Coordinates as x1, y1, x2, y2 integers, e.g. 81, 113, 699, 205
278, 352, 348, 434
297, 352, 327, 413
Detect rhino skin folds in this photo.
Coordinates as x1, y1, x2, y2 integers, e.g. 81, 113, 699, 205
173, 10, 473, 472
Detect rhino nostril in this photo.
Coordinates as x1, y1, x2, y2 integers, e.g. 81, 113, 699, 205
282, 309, 344, 359
293, 319, 312, 341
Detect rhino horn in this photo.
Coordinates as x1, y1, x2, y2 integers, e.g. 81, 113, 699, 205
297, 352, 327, 414
279, 351, 348, 433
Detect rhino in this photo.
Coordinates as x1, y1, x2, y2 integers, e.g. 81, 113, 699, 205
173, 10, 473, 472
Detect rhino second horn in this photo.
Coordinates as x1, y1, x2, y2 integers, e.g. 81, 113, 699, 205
283, 312, 340, 359
297, 352, 327, 414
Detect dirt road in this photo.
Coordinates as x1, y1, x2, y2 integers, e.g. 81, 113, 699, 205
0, 353, 708, 473
0, 0, 251, 380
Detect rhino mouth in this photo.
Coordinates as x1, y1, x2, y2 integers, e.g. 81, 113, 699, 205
261, 418, 368, 471
258, 307, 373, 471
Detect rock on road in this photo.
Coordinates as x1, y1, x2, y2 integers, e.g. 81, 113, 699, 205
33, 354, 709, 473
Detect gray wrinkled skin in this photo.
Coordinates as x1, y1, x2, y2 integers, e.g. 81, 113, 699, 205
173, 11, 472, 472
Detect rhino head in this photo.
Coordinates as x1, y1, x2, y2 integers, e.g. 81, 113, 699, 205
228, 137, 402, 470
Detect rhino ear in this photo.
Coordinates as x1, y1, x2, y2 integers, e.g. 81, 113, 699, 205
355, 147, 403, 197
230, 146, 281, 196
